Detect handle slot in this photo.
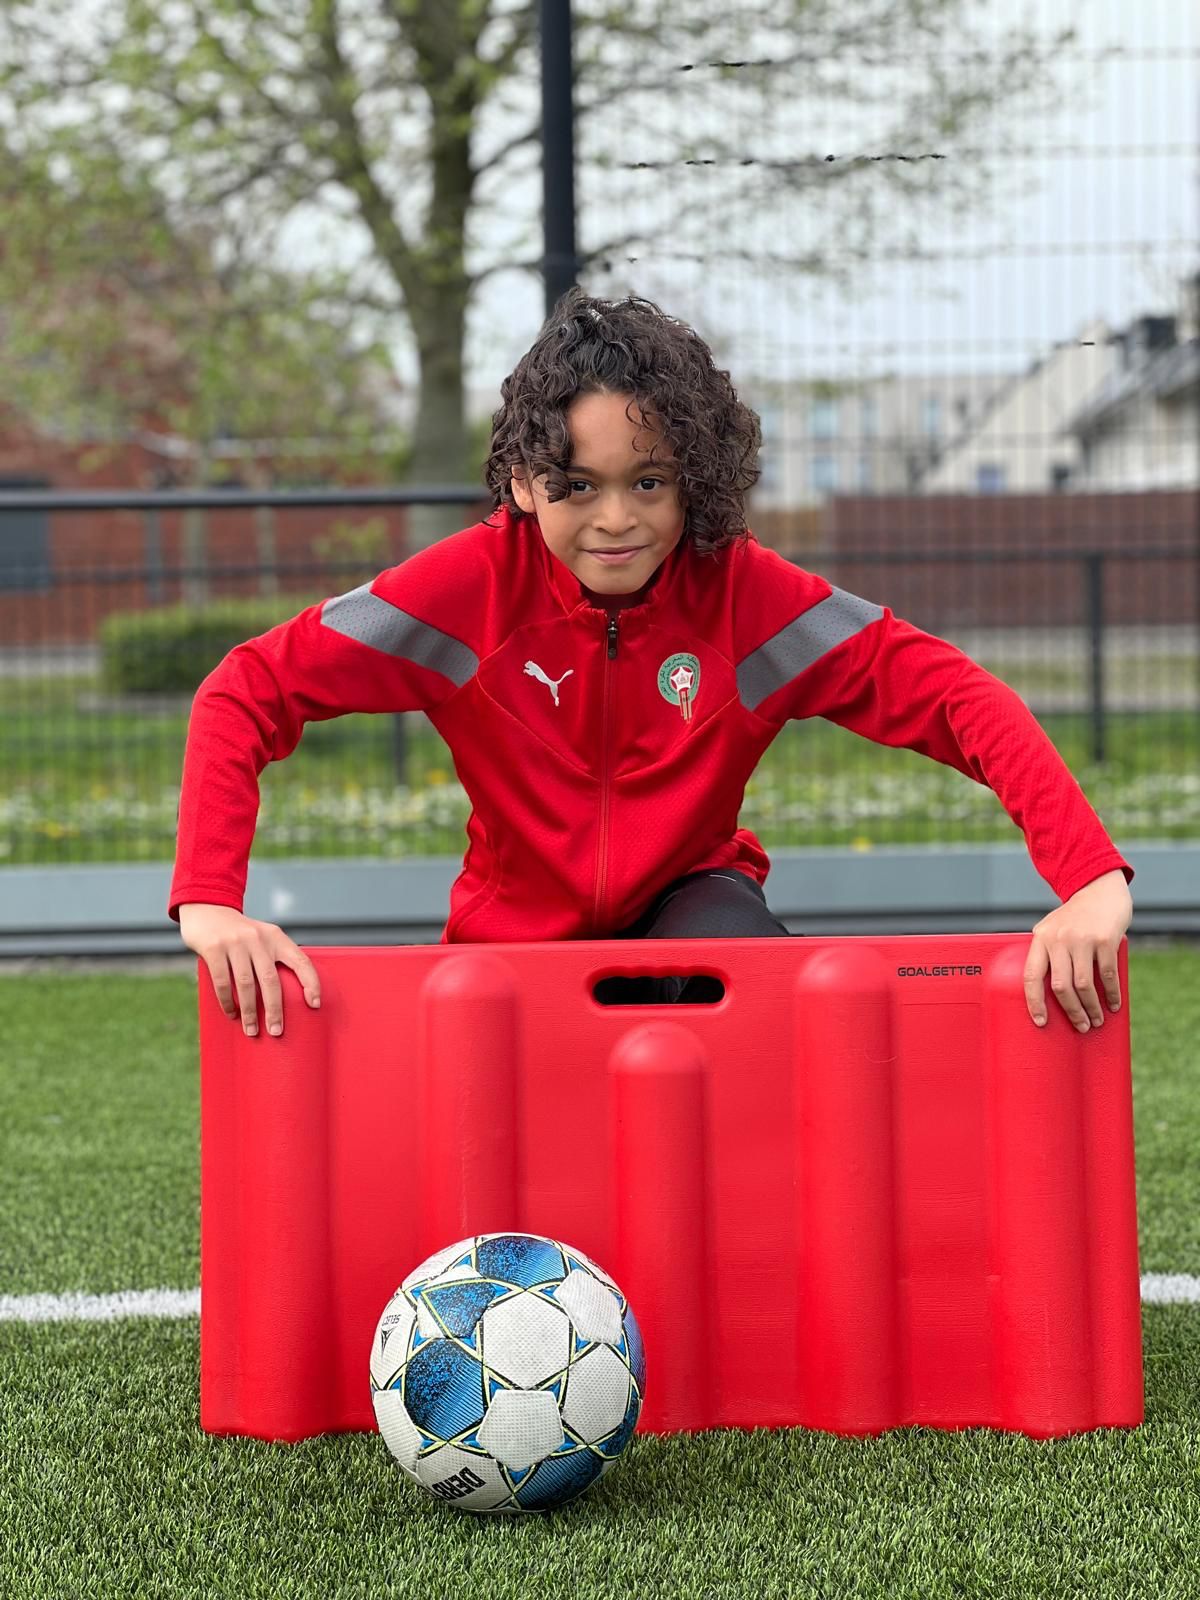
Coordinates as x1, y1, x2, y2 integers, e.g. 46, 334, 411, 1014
592, 972, 726, 1006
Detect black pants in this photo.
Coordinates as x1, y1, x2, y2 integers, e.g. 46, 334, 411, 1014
603, 868, 791, 1004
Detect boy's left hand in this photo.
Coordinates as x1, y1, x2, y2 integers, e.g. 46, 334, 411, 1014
1023, 868, 1132, 1031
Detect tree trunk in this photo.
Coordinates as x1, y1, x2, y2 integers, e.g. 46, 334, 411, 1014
244, 458, 279, 598
406, 284, 477, 553
182, 445, 210, 606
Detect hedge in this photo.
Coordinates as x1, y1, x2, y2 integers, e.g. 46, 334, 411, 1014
99, 595, 320, 694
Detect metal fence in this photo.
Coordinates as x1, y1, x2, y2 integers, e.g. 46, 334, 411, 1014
1, 6, 1197, 939
0, 488, 1195, 873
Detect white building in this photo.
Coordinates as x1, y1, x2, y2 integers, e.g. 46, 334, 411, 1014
444, 276, 1200, 506
916, 319, 1122, 496
745, 371, 1011, 511
1061, 314, 1199, 491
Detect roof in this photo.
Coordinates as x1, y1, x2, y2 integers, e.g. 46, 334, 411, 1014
1065, 340, 1200, 437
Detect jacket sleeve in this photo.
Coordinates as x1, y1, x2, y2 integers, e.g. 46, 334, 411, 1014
168, 542, 482, 921
737, 544, 1133, 904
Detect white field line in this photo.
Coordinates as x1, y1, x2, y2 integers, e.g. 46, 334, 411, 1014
0, 1275, 1198, 1323
1140, 1273, 1200, 1304
0, 1288, 200, 1322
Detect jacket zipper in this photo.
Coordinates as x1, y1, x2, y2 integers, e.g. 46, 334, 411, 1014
592, 613, 619, 929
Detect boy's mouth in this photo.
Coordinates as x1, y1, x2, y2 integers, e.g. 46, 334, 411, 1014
587, 546, 644, 563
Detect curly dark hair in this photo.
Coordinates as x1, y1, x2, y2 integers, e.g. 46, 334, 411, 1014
483, 287, 762, 556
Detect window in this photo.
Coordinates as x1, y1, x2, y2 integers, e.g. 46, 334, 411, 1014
921, 395, 942, 437
0, 477, 52, 591
1051, 463, 1072, 491
860, 396, 879, 438
810, 454, 837, 494
857, 455, 873, 491
976, 463, 1006, 493
809, 397, 838, 439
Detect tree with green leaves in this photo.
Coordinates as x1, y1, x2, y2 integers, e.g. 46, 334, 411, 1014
0, 141, 404, 486
0, 0, 1081, 545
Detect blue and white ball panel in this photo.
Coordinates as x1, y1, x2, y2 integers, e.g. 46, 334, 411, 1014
512, 1449, 611, 1512
478, 1292, 572, 1389
427, 1260, 485, 1289
474, 1233, 568, 1288
476, 1389, 564, 1471
369, 1295, 416, 1389
623, 1307, 647, 1392
562, 1245, 621, 1293
414, 1293, 444, 1343
595, 1384, 642, 1458
401, 1239, 472, 1290
419, 1278, 506, 1340
551, 1268, 624, 1345
371, 1389, 422, 1478
413, 1445, 515, 1513
561, 1344, 632, 1443
401, 1338, 488, 1439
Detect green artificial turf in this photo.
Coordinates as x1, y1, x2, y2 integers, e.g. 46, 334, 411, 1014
2, 1313, 1199, 1600
0, 949, 1198, 1598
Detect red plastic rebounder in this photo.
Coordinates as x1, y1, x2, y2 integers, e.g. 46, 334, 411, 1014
198, 935, 1143, 1443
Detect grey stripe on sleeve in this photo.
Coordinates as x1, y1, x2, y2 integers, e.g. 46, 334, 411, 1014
320, 582, 479, 687
737, 586, 884, 712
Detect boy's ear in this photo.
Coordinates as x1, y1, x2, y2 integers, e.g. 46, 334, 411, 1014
510, 466, 535, 514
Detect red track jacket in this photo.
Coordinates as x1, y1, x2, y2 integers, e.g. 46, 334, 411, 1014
168, 506, 1131, 940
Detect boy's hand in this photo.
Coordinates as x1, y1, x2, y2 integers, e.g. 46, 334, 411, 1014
1023, 869, 1132, 1032
177, 903, 321, 1037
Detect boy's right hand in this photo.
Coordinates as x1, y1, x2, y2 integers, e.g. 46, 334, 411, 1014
177, 904, 321, 1037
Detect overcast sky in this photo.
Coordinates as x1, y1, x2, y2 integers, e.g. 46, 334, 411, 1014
445, 0, 1198, 396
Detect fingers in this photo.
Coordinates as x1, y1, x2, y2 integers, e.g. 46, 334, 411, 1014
203, 953, 239, 1023
1023, 938, 1050, 1027
279, 942, 322, 1013
257, 935, 322, 1036
1047, 940, 1099, 1033
1096, 940, 1122, 1013
1026, 924, 1125, 1033
228, 944, 264, 1036
204, 930, 321, 1038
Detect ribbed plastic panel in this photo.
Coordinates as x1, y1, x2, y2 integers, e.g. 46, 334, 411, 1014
198, 934, 1142, 1443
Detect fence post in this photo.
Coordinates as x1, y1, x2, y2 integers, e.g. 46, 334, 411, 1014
143, 509, 164, 605
1086, 552, 1106, 764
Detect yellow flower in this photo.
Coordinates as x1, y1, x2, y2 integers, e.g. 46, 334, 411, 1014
426, 768, 448, 786
850, 836, 873, 852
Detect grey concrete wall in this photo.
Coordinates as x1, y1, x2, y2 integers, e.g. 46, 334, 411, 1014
0, 844, 1190, 957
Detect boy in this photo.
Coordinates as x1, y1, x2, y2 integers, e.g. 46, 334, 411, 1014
171, 290, 1132, 1033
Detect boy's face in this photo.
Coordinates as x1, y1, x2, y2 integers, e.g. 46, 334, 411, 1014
511, 389, 686, 604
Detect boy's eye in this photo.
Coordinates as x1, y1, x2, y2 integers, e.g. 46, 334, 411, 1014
567, 477, 664, 494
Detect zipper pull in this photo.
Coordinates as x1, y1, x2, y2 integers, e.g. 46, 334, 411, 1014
606, 614, 619, 659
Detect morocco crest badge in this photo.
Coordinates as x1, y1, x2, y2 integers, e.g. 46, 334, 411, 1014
657, 652, 701, 722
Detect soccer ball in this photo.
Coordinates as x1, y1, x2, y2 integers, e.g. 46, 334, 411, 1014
370, 1231, 645, 1513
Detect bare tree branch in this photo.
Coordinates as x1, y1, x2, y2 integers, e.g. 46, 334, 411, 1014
478, 0, 538, 78
307, 0, 420, 297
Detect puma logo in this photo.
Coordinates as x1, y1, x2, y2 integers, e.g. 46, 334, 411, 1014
524, 660, 574, 706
